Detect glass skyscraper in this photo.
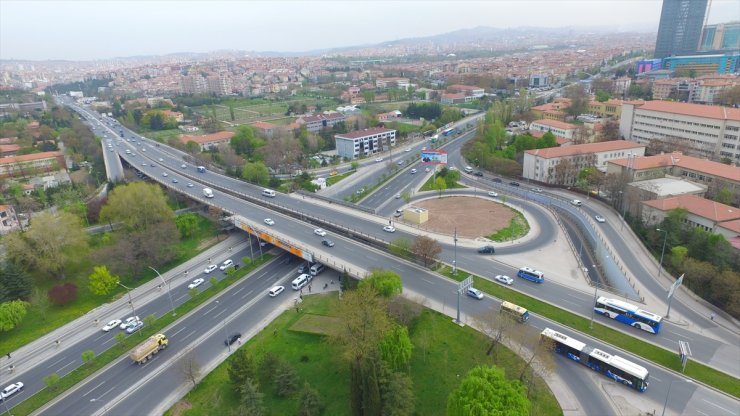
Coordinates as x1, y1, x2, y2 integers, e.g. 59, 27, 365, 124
654, 0, 708, 59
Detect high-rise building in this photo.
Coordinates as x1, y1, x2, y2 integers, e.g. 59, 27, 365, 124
654, 0, 708, 59
700, 22, 740, 52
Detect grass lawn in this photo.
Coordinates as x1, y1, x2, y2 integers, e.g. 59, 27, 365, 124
326, 170, 355, 187
168, 293, 561, 416
0, 216, 218, 355
142, 129, 181, 143
419, 175, 466, 192
488, 209, 530, 242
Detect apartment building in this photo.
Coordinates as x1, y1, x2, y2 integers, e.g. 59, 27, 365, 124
296, 112, 346, 134
179, 131, 235, 151
523, 140, 646, 185
0, 205, 20, 235
641, 195, 740, 239
529, 119, 578, 140
619, 100, 740, 161
335, 127, 396, 160
0, 151, 66, 179
587, 99, 623, 119
375, 77, 410, 89
440, 93, 473, 104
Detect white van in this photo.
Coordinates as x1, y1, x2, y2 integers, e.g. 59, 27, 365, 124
262, 189, 276, 198
464, 166, 474, 174
291, 273, 312, 290
309, 263, 325, 276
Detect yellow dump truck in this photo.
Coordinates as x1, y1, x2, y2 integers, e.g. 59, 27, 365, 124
129, 333, 168, 364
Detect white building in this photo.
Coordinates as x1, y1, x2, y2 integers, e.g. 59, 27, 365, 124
529, 119, 578, 140
335, 127, 397, 160
619, 100, 740, 162
523, 140, 646, 185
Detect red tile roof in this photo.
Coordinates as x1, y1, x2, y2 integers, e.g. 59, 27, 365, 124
336, 127, 395, 139
609, 152, 740, 182
531, 119, 577, 130
642, 194, 740, 223
0, 151, 63, 165
0, 144, 21, 153
631, 100, 740, 121
251, 121, 276, 130
525, 140, 644, 159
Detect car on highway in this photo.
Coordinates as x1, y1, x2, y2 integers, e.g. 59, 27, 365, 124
158, 158, 164, 162
595, 215, 606, 223
181, 164, 187, 168
188, 278, 205, 289
126, 320, 144, 334
509, 181, 520, 187
314, 228, 327, 236
225, 333, 242, 346
1, 382, 24, 401
405, 148, 411, 152
268, 285, 285, 297
466, 288, 484, 300
187, 182, 194, 188
322, 239, 335, 247
219, 259, 234, 270
494, 275, 514, 285
101, 319, 122, 332
383, 225, 396, 233
264, 218, 275, 226
487, 191, 498, 197
162, 172, 168, 177
395, 193, 401, 199
375, 157, 383, 162
410, 168, 417, 174
204, 264, 218, 274
492, 178, 502, 183
119, 316, 140, 330
474, 171, 483, 177
398, 160, 404, 165
531, 187, 543, 192
425, 167, 431, 172
172, 178, 178, 183
477, 245, 496, 254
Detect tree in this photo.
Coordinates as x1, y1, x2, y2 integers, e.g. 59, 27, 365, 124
595, 90, 611, 102
359, 269, 403, 298
447, 366, 530, 416
44, 372, 61, 391
88, 266, 118, 296
378, 324, 413, 371
714, 188, 734, 205
175, 212, 200, 238
297, 382, 323, 416
434, 176, 447, 197
275, 360, 300, 397
379, 366, 415, 416
81, 349, 95, 364
229, 348, 258, 388
236, 378, 264, 416
0, 261, 32, 302
564, 84, 589, 117
231, 125, 264, 157
412, 236, 442, 267
0, 300, 29, 332
180, 350, 201, 387
48, 283, 78, 306
474, 307, 515, 357
99, 182, 175, 232
600, 120, 620, 140
4, 211, 89, 279
242, 161, 269, 186
716, 85, 740, 107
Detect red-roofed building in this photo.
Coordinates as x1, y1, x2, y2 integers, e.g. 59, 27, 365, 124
251, 121, 276, 138
179, 131, 235, 151
335, 127, 397, 160
447, 84, 485, 98
619, 100, 740, 161
296, 112, 346, 134
0, 144, 21, 157
641, 195, 740, 239
0, 151, 66, 179
523, 140, 646, 185
529, 119, 578, 140
160, 109, 184, 122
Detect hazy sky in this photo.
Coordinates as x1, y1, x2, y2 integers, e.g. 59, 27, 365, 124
1, 0, 738, 61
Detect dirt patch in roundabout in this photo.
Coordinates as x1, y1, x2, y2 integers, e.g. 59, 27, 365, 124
412, 196, 517, 239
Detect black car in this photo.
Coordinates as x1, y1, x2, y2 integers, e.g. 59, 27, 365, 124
477, 245, 496, 254
509, 181, 520, 187
492, 178, 502, 183
225, 333, 242, 346
322, 239, 335, 247
473, 171, 484, 177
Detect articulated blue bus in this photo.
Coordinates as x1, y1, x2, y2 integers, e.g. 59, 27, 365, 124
517, 267, 544, 283
541, 328, 649, 392
594, 296, 663, 334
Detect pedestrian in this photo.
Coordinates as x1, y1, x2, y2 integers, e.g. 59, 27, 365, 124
237, 337, 242, 345
308, 284, 312, 293
6, 353, 10, 360
296, 307, 300, 313
273, 329, 277, 336
710, 312, 715, 321
300, 294, 303, 300
330, 279, 334, 285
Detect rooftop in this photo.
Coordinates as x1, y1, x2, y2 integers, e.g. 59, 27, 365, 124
179, 131, 235, 144
0, 151, 63, 165
525, 140, 644, 159
642, 194, 740, 223
530, 119, 577, 130
629, 100, 740, 121
336, 127, 396, 139
630, 177, 707, 196
609, 152, 740, 182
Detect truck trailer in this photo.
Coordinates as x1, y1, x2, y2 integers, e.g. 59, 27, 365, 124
129, 333, 168, 364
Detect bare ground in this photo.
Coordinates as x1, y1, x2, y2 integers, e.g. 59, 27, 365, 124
412, 196, 515, 239
170, 400, 192, 416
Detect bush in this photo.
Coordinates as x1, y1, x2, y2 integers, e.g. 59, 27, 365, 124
47, 283, 78, 306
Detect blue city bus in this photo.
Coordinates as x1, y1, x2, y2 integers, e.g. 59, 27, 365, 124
594, 296, 663, 334
517, 267, 544, 283
442, 127, 457, 136
541, 328, 649, 392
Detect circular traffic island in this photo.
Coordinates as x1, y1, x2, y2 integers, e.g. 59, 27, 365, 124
413, 196, 520, 239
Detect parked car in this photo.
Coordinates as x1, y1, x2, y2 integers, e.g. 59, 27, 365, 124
126, 320, 144, 334
101, 319, 122, 332
268, 285, 285, 297
494, 275, 514, 285
375, 157, 383, 162
188, 278, 205, 289
204, 264, 218, 274
119, 316, 140, 330
595, 215, 606, 223
219, 259, 234, 270
466, 288, 484, 300
383, 225, 396, 233
477, 245, 496, 254
224, 333, 242, 346
264, 218, 275, 226
321, 239, 335, 247
1, 382, 24, 401
394, 209, 403, 218
314, 228, 327, 236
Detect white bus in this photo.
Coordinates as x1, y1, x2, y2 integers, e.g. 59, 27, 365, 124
594, 297, 663, 334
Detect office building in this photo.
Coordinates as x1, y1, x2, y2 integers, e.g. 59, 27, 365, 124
654, 0, 708, 59
662, 53, 740, 76
700, 21, 740, 52
335, 127, 396, 160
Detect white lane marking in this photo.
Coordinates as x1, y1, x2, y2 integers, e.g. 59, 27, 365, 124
182, 330, 196, 340
102, 337, 115, 346
560, 299, 579, 307
420, 278, 434, 285
214, 309, 227, 319
56, 360, 76, 373
170, 327, 186, 337
696, 410, 709, 416
701, 399, 735, 414
202, 305, 219, 315
232, 286, 246, 295
241, 290, 254, 300
47, 357, 66, 368
663, 337, 679, 344
666, 330, 693, 340
651, 376, 662, 382
82, 381, 106, 397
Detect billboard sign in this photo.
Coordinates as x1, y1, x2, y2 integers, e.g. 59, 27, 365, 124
421, 150, 448, 165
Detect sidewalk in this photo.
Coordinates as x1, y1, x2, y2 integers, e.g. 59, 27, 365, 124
3, 233, 248, 383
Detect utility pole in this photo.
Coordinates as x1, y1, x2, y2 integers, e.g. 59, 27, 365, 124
453, 227, 458, 274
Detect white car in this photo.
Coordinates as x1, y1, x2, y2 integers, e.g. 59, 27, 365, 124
405, 148, 411, 152
494, 275, 514, 285
268, 285, 285, 297
187, 182, 194, 188
595, 215, 606, 223
264, 218, 275, 226
188, 278, 205, 289
488, 191, 499, 197
410, 169, 417, 174
1, 382, 24, 401
466, 288, 484, 300
531, 187, 543, 193
181, 164, 187, 168
162, 172, 168, 177
204, 264, 218, 274
314, 228, 327, 237
101, 319, 122, 332
375, 157, 383, 162
119, 316, 140, 330
126, 320, 144, 334
383, 225, 396, 233
158, 158, 164, 162
219, 259, 234, 270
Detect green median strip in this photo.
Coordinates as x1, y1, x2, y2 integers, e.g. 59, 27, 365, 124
12, 254, 273, 416
437, 266, 740, 399
325, 170, 355, 187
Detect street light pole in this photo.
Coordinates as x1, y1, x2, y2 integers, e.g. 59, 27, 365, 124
453, 227, 458, 275
588, 265, 598, 329
657, 228, 668, 278
661, 379, 693, 416
149, 266, 176, 316
117, 282, 138, 320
